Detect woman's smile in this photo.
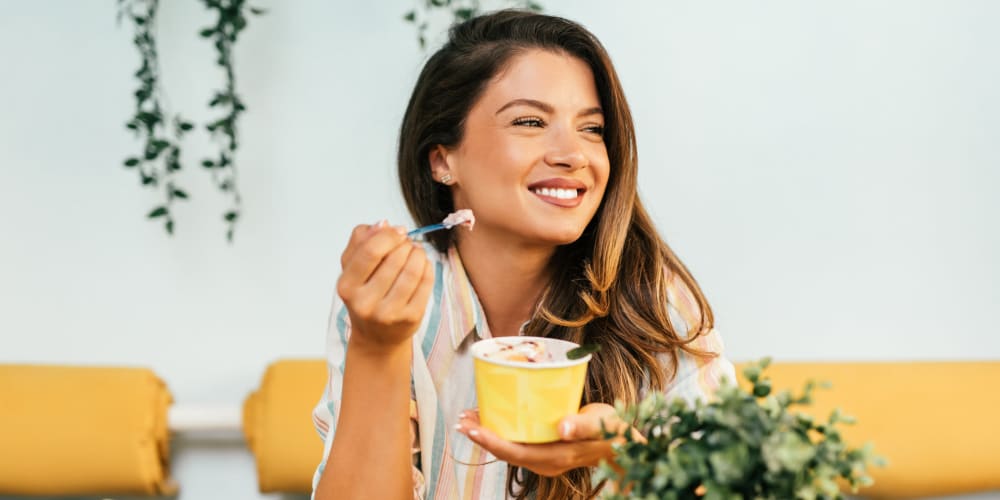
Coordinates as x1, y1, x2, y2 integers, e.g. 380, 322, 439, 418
527, 177, 588, 208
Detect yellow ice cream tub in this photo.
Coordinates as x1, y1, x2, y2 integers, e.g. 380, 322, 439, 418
471, 337, 592, 443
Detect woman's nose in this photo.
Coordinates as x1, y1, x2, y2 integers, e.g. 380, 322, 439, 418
543, 128, 587, 170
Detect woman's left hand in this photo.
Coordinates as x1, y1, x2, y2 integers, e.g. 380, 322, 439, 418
455, 403, 631, 477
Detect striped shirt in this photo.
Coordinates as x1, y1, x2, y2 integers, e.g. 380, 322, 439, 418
311, 244, 736, 499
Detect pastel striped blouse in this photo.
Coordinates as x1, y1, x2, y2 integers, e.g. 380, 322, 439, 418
311, 244, 736, 499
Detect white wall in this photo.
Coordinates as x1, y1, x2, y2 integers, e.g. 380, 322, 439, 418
1, 1, 996, 498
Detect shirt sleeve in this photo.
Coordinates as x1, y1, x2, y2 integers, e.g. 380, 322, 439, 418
658, 269, 738, 405
310, 294, 427, 500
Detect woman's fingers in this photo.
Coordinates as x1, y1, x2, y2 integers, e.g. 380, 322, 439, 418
339, 222, 380, 270
557, 403, 625, 441
456, 410, 613, 476
406, 255, 435, 312
382, 243, 429, 311
335, 221, 434, 349
360, 238, 415, 305
338, 224, 408, 297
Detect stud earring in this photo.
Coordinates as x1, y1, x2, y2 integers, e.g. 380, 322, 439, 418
440, 174, 453, 185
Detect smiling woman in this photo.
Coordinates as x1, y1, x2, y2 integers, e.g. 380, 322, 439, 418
311, 9, 735, 500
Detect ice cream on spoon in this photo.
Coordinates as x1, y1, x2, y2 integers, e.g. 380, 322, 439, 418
407, 209, 475, 238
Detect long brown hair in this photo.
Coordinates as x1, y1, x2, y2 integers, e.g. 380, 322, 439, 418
398, 10, 716, 499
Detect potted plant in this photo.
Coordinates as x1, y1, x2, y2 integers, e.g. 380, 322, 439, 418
596, 359, 884, 500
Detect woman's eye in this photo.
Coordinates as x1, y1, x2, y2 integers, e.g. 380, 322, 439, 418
512, 117, 544, 128
584, 125, 605, 136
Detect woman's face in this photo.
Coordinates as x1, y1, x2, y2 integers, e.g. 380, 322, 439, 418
433, 49, 610, 248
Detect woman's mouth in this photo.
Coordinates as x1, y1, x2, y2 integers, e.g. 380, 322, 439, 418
531, 187, 580, 200
528, 181, 586, 208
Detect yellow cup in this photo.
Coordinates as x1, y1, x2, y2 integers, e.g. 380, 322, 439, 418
471, 337, 591, 443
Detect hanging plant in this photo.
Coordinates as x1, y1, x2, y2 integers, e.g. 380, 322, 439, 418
118, 0, 194, 236
198, 0, 265, 242
404, 0, 543, 49
117, 0, 263, 242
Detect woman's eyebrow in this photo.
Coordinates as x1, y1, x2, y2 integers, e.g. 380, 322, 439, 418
496, 98, 603, 118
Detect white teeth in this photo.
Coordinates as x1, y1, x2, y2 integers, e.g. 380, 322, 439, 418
533, 188, 579, 200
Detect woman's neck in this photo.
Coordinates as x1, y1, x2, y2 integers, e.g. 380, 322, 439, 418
455, 231, 554, 338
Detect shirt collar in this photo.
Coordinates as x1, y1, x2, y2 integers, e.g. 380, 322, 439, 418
446, 246, 491, 350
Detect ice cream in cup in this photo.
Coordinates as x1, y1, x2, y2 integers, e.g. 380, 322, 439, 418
471, 336, 592, 443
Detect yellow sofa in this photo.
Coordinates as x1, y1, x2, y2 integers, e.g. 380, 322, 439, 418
243, 359, 328, 493
0, 364, 176, 496
242, 359, 1000, 498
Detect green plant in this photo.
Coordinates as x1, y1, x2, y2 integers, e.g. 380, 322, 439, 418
403, 0, 544, 49
118, 0, 194, 236
596, 359, 885, 500
198, 0, 265, 242
118, 0, 263, 242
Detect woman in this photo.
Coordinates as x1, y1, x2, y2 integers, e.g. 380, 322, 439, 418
312, 9, 735, 500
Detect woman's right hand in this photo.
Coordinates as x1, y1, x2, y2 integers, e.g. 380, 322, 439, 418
336, 220, 435, 353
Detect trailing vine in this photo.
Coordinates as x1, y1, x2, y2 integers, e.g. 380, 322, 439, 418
198, 0, 265, 242
118, 0, 194, 236
404, 0, 543, 49
118, 0, 263, 242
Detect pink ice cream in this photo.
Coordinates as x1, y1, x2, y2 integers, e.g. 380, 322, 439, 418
443, 209, 475, 231
483, 339, 553, 363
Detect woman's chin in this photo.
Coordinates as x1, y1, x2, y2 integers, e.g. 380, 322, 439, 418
538, 226, 586, 246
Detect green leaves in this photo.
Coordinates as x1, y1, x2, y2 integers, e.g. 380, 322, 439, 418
762, 432, 815, 473
120, 0, 260, 242
196, 0, 256, 243
147, 206, 168, 218
752, 378, 772, 398
567, 343, 601, 360
403, 1, 545, 50
454, 8, 476, 22
598, 359, 884, 499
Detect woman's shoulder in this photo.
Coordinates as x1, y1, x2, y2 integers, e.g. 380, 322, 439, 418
662, 264, 706, 339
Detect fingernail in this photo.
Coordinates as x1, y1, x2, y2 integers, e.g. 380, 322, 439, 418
559, 421, 574, 438
369, 219, 387, 232
453, 423, 463, 431
458, 411, 466, 420
394, 225, 407, 235
468, 429, 479, 437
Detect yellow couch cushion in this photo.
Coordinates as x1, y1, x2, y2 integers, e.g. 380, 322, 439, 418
243, 358, 328, 493
737, 361, 1000, 498
0, 364, 175, 495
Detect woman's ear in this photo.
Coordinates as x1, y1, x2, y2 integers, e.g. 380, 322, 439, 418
428, 145, 455, 185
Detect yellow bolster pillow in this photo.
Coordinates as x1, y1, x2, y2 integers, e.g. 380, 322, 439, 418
738, 361, 1000, 499
0, 364, 176, 496
243, 359, 327, 493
